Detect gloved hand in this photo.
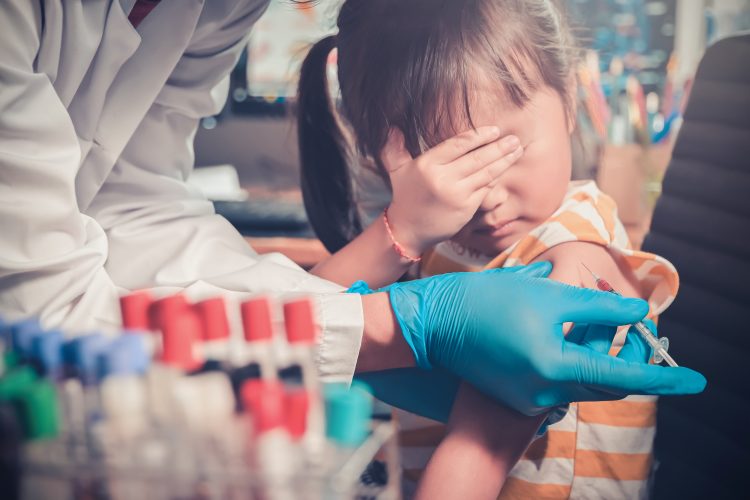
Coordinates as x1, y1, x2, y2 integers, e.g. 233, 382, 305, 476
356, 367, 460, 422
352, 262, 550, 422
356, 320, 660, 423
388, 266, 707, 416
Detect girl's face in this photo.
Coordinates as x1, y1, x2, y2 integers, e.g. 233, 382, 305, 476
450, 82, 575, 256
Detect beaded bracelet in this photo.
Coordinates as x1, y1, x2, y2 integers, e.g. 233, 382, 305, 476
382, 208, 422, 263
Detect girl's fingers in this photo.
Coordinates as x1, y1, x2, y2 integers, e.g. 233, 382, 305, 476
463, 144, 523, 191
428, 126, 502, 164
453, 134, 521, 177
381, 128, 412, 173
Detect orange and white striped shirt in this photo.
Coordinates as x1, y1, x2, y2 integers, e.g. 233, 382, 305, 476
398, 180, 679, 499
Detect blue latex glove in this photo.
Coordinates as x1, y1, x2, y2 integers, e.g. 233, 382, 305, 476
351, 262, 553, 422
356, 320, 661, 424
388, 266, 706, 416
356, 367, 460, 422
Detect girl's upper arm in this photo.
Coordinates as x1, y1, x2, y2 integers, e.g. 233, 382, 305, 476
532, 241, 642, 299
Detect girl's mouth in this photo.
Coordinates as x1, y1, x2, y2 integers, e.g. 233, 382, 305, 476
474, 218, 520, 237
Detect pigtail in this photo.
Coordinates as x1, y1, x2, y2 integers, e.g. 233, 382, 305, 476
297, 35, 362, 253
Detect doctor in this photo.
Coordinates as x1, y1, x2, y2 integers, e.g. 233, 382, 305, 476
0, 0, 705, 419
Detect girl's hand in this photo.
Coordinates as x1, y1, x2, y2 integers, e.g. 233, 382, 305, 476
382, 126, 523, 255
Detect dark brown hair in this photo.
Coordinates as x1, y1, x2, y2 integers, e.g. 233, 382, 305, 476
297, 0, 578, 252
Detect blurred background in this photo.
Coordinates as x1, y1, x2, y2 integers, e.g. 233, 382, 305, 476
191, 0, 750, 266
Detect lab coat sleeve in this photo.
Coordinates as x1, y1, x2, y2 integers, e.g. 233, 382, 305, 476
85, 1, 364, 383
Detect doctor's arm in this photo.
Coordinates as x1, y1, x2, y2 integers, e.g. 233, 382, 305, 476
0, 2, 364, 384
0, 2, 126, 329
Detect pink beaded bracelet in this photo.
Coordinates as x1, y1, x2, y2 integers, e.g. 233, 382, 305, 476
382, 208, 422, 263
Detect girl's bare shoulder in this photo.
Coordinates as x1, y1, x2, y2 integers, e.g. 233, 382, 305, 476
532, 241, 642, 299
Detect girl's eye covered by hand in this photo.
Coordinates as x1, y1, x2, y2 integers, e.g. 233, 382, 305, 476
382, 126, 525, 256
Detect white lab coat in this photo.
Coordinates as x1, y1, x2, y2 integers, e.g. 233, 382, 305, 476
0, 0, 363, 383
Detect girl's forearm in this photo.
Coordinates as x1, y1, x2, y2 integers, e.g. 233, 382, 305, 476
416, 383, 544, 500
310, 213, 415, 289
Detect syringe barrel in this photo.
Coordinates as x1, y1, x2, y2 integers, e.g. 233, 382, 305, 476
632, 322, 679, 367
633, 322, 659, 344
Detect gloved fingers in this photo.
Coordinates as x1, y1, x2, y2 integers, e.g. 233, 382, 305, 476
487, 261, 553, 279
547, 282, 649, 326
566, 385, 627, 403
565, 323, 617, 355
561, 342, 706, 395
564, 322, 586, 344
355, 367, 460, 423
616, 320, 656, 364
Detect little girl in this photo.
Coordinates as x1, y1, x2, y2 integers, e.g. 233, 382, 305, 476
297, 1, 678, 498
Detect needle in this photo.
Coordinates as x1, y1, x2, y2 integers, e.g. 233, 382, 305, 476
580, 262, 678, 367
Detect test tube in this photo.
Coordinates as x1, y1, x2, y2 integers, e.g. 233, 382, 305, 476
0, 366, 63, 499
9, 318, 45, 364
323, 382, 373, 497
241, 379, 298, 500
65, 334, 111, 463
149, 295, 231, 497
120, 291, 162, 356
97, 336, 153, 500
145, 295, 202, 430
30, 330, 73, 458
241, 297, 277, 380
98, 336, 151, 443
172, 370, 241, 496
282, 299, 325, 457
193, 297, 231, 368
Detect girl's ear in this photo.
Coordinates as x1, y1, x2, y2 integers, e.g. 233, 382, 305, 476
565, 71, 579, 135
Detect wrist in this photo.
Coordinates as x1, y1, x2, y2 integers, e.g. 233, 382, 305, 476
383, 205, 430, 259
356, 292, 416, 372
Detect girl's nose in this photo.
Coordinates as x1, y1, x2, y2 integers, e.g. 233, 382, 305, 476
479, 183, 509, 213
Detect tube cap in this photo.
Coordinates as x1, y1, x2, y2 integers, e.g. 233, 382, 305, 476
120, 291, 153, 331
161, 310, 202, 371
17, 380, 59, 440
0, 367, 37, 400
0, 367, 58, 440
10, 319, 45, 359
324, 381, 372, 447
148, 295, 189, 330
98, 335, 150, 379
284, 388, 309, 440
283, 299, 317, 344
150, 295, 202, 371
193, 297, 230, 341
30, 330, 64, 379
241, 297, 274, 342
241, 379, 285, 434
65, 334, 111, 385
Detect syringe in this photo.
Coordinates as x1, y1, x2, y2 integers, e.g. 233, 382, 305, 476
581, 263, 678, 367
